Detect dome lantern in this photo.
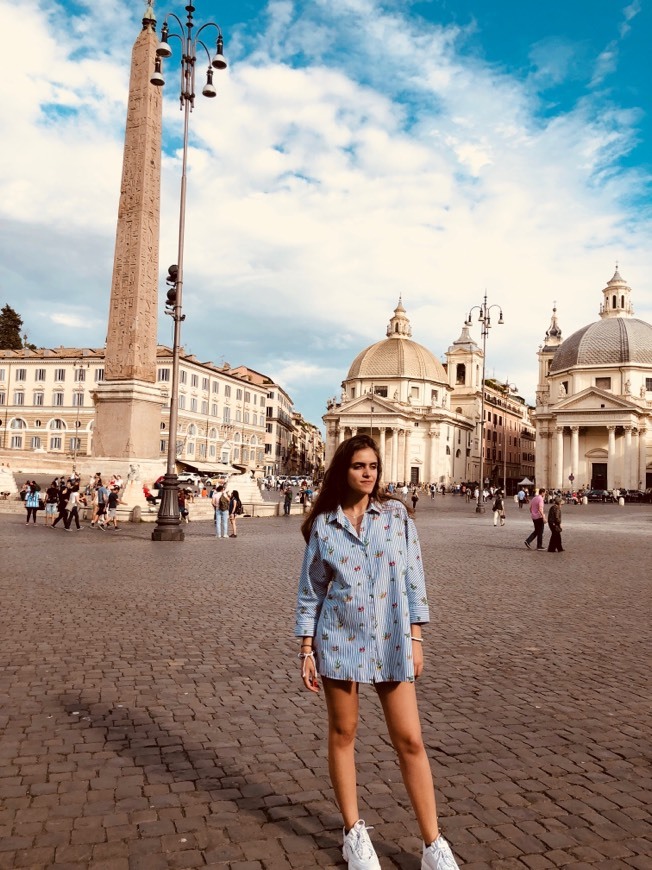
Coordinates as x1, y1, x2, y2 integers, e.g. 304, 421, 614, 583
599, 266, 634, 319
386, 296, 412, 338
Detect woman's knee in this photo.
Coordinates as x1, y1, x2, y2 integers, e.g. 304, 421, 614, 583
393, 729, 426, 759
328, 718, 358, 747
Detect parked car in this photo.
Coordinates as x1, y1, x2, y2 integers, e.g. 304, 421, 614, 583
586, 489, 612, 502
620, 489, 645, 502
177, 472, 203, 486
644, 488, 652, 504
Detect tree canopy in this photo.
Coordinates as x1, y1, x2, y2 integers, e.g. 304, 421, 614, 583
0, 304, 24, 350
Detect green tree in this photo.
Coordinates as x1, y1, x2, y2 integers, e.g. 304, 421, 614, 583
0, 304, 25, 350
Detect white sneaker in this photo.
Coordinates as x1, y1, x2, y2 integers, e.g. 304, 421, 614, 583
422, 835, 460, 870
342, 820, 381, 869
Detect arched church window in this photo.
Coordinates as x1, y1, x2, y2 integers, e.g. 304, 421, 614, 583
456, 449, 461, 458
456, 363, 466, 385
612, 294, 617, 308
621, 295, 625, 308
446, 445, 451, 455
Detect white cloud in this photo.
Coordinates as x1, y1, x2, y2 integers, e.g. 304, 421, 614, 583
0, 0, 650, 429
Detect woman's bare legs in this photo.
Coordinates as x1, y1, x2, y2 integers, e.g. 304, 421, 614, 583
376, 681, 439, 845
323, 677, 360, 831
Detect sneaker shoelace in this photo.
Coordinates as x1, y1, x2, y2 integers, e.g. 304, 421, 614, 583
349, 823, 376, 860
426, 836, 458, 870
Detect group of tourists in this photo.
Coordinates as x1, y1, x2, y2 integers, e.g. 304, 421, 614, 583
22, 471, 126, 532
210, 485, 243, 538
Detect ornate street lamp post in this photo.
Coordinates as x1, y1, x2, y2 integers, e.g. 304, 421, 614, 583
464, 293, 504, 513
150, 2, 227, 542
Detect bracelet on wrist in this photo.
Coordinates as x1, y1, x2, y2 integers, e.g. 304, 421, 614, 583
410, 636, 423, 643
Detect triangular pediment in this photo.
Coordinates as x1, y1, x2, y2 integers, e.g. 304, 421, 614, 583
341, 393, 397, 414
555, 387, 638, 413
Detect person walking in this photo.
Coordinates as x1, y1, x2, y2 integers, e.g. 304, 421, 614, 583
411, 486, 420, 511
44, 480, 59, 526
51, 482, 70, 529
525, 487, 546, 550
106, 486, 126, 529
24, 481, 41, 525
295, 434, 460, 870
283, 485, 293, 516
492, 489, 505, 526
63, 486, 82, 531
547, 496, 564, 552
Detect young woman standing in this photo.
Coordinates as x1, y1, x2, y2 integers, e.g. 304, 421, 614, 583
295, 434, 460, 870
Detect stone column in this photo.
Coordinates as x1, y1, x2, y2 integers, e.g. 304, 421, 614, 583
571, 426, 579, 485
93, 9, 165, 460
338, 426, 346, 444
425, 430, 434, 482
607, 426, 616, 489
556, 427, 564, 490
403, 429, 411, 484
638, 428, 647, 489
624, 426, 633, 489
379, 427, 386, 472
391, 428, 399, 483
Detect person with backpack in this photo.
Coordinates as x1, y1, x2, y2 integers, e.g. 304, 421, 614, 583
212, 485, 230, 538
229, 489, 243, 537
492, 489, 505, 527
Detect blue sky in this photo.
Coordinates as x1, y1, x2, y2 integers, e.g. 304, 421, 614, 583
0, 0, 650, 430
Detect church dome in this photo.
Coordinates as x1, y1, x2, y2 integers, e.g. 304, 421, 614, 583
347, 300, 448, 383
550, 318, 652, 373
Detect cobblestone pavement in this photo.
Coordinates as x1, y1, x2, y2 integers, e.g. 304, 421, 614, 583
1, 497, 650, 869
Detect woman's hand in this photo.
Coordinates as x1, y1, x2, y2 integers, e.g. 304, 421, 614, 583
300, 652, 320, 693
412, 639, 424, 678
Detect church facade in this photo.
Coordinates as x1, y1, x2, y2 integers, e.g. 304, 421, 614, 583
534, 270, 652, 492
323, 301, 535, 489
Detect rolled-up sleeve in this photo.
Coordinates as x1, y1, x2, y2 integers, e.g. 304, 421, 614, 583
295, 527, 332, 636
404, 516, 430, 625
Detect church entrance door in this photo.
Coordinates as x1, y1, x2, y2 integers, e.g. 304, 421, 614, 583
410, 467, 420, 485
591, 462, 607, 490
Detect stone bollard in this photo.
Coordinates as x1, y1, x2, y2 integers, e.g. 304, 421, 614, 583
618, 497, 625, 507
582, 496, 588, 506
131, 505, 142, 522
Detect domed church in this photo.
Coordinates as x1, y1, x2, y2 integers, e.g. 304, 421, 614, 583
323, 300, 476, 485
534, 269, 652, 492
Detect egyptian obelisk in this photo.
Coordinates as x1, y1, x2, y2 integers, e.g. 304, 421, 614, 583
93, 0, 164, 460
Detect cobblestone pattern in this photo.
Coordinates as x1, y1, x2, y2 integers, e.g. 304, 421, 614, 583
0, 498, 650, 868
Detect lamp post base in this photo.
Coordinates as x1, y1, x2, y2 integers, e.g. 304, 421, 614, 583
475, 504, 485, 514
151, 473, 185, 541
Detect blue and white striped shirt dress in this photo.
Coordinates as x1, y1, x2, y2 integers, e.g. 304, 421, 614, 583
295, 499, 430, 683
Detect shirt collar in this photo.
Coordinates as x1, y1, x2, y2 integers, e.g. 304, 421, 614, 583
326, 501, 381, 526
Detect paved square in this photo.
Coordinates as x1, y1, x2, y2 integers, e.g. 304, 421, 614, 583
0, 497, 650, 868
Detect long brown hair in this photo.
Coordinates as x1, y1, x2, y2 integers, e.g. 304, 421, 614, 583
301, 434, 398, 542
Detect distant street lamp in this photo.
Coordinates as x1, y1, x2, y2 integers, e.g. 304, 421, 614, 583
72, 361, 89, 474
501, 379, 518, 497
151, 2, 227, 542
464, 293, 504, 513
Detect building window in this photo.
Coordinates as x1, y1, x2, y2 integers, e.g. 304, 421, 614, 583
211, 403, 218, 416
54, 368, 66, 382
35, 369, 46, 382
244, 391, 251, 403
180, 370, 187, 385
244, 411, 250, 424
14, 391, 25, 405
16, 368, 27, 382
73, 392, 84, 407
199, 443, 206, 458
223, 407, 231, 423
209, 427, 217, 439
235, 410, 242, 423
202, 377, 209, 391
34, 420, 42, 428
596, 377, 611, 390
95, 368, 104, 381
236, 388, 243, 400
187, 442, 195, 456
266, 423, 273, 433
201, 400, 208, 415
49, 419, 65, 430
374, 386, 388, 397
0, 368, 5, 381
160, 440, 167, 453
209, 445, 216, 458
50, 437, 62, 450
158, 368, 170, 381
190, 397, 198, 412
178, 395, 186, 410
456, 363, 466, 385
10, 436, 22, 449
11, 418, 26, 429
74, 368, 86, 382
191, 374, 198, 388
646, 378, 652, 392
33, 392, 44, 406
53, 392, 64, 406
212, 382, 219, 394
69, 436, 81, 451
31, 436, 41, 449
0, 392, 5, 405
